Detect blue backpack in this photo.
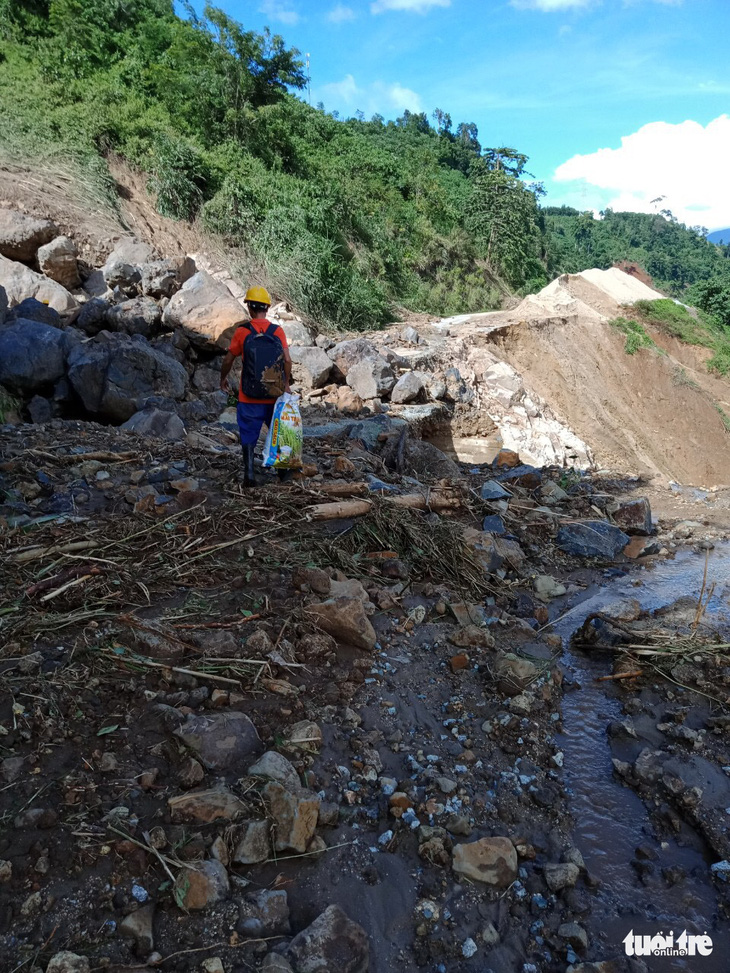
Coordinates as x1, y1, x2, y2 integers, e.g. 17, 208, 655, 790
240, 322, 285, 399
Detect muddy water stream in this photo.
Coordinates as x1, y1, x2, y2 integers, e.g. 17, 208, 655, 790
555, 547, 730, 970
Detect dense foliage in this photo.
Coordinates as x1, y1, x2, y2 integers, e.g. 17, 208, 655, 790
1, 0, 729, 330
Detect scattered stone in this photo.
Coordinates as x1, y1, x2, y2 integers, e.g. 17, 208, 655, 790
534, 575, 567, 600
238, 889, 291, 936
248, 751, 301, 791
201, 960, 224, 973
173, 711, 262, 772
391, 371, 424, 404
285, 720, 323, 753
261, 954, 294, 972
293, 566, 331, 595
119, 903, 155, 953
452, 837, 518, 887
286, 904, 369, 973
178, 756, 205, 789
45, 953, 90, 973
494, 653, 539, 695
544, 862, 580, 892
558, 922, 589, 951
0, 860, 12, 883
168, 787, 246, 824
557, 521, 630, 559
263, 781, 320, 854
233, 820, 271, 865
122, 408, 186, 441
481, 480, 512, 501
173, 860, 229, 910
611, 497, 652, 535
307, 596, 377, 651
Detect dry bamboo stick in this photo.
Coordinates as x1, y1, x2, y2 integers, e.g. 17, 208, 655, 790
10, 540, 100, 563
305, 491, 461, 521
595, 670, 643, 682
39, 574, 94, 603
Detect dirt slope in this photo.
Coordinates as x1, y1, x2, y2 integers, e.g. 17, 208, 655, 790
489, 314, 730, 486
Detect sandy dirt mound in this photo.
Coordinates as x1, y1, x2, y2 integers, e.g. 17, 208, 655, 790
490, 314, 730, 486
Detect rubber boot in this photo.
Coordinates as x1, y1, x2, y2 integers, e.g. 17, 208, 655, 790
242, 444, 256, 487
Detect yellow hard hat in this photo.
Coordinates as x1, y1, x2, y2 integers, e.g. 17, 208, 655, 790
245, 285, 271, 306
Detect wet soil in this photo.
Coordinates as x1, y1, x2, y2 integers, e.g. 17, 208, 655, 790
1, 423, 729, 973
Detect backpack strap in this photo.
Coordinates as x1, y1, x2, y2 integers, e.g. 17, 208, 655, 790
264, 322, 279, 337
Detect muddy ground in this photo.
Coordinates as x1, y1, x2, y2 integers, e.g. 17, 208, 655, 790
1, 420, 730, 973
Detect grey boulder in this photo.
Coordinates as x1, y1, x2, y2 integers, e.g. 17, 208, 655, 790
0, 210, 57, 262
390, 370, 425, 404
329, 337, 379, 378
37, 235, 80, 290
0, 254, 78, 314
67, 332, 188, 422
346, 355, 396, 400
290, 346, 333, 389
163, 271, 246, 348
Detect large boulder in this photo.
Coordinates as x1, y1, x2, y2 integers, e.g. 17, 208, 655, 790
75, 298, 110, 336
102, 260, 140, 293
286, 905, 369, 973
275, 320, 314, 347
163, 271, 246, 348
37, 236, 80, 290
105, 238, 155, 267
346, 356, 396, 400
0, 320, 71, 393
105, 297, 162, 337
290, 346, 333, 389
610, 498, 652, 536
0, 210, 57, 262
329, 338, 379, 378
121, 408, 186, 441
0, 254, 78, 314
67, 332, 188, 422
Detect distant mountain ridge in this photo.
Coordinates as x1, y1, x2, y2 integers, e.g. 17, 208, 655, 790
708, 228, 730, 245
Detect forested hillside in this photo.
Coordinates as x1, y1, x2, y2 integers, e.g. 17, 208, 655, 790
1, 0, 729, 328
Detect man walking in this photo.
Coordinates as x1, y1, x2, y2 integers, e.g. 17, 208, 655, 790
219, 286, 292, 486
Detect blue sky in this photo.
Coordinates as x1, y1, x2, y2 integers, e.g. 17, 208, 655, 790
192, 0, 730, 229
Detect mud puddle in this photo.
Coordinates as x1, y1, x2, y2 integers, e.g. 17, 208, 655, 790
554, 546, 730, 970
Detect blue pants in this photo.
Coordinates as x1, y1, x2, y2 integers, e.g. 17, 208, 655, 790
237, 401, 275, 446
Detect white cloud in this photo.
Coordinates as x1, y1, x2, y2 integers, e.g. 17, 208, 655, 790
317, 73, 422, 115
259, 0, 300, 25
327, 3, 356, 21
371, 0, 450, 14
554, 115, 730, 230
